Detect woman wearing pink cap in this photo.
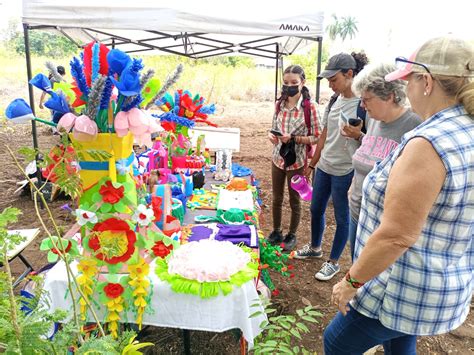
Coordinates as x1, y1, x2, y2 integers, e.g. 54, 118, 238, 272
325, 36, 474, 354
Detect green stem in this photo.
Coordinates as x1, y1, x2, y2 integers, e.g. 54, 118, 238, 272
5, 145, 106, 339
3, 250, 22, 348
34, 117, 57, 127
114, 94, 125, 116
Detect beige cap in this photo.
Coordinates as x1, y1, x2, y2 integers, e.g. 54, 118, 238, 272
386, 36, 474, 81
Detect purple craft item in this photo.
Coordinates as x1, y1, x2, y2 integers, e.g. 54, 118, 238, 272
188, 225, 213, 242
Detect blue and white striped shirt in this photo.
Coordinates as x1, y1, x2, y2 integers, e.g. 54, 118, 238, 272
352, 104, 474, 336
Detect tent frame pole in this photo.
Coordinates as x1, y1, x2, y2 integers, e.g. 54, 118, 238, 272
23, 24, 38, 153
316, 37, 322, 103
274, 43, 279, 102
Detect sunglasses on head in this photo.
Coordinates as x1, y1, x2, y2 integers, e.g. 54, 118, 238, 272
395, 57, 431, 75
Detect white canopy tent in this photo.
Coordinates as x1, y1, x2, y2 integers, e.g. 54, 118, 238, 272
21, 0, 325, 151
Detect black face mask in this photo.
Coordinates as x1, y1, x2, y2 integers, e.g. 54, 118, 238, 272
282, 85, 300, 97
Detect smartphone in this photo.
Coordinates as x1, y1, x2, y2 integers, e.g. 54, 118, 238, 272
349, 118, 362, 126
270, 129, 283, 136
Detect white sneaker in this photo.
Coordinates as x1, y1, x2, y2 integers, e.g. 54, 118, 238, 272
315, 261, 340, 281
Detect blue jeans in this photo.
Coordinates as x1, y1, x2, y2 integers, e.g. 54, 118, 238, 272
324, 305, 417, 354
310, 168, 353, 261
349, 215, 358, 262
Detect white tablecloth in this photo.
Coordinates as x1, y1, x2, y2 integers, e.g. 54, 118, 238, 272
43, 260, 266, 347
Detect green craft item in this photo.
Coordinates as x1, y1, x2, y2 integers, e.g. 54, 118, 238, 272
141, 78, 161, 108
39, 236, 80, 263
171, 198, 184, 224
155, 247, 259, 299
54, 82, 76, 104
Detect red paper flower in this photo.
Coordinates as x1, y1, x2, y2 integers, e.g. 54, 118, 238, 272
104, 282, 124, 299
99, 181, 124, 204
151, 196, 163, 222
272, 289, 280, 297
51, 240, 72, 255
151, 241, 173, 259
89, 218, 136, 264
287, 264, 294, 270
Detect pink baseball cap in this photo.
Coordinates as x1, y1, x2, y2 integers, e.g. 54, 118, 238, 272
385, 50, 420, 81
385, 36, 474, 82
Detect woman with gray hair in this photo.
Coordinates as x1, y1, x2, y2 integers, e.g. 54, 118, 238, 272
342, 63, 421, 260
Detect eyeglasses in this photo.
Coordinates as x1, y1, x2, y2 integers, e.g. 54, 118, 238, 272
360, 95, 376, 105
395, 57, 431, 75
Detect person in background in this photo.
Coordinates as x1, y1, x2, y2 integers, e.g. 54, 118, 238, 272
325, 36, 474, 354
344, 63, 422, 260
294, 52, 368, 282
39, 65, 66, 129
267, 65, 319, 251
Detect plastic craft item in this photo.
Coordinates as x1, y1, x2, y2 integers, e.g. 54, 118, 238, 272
290, 174, 313, 201
152, 184, 172, 229
226, 177, 249, 191
171, 198, 184, 224
215, 149, 232, 172
187, 189, 217, 210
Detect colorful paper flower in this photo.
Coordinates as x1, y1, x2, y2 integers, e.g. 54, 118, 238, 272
57, 112, 78, 132
110, 63, 141, 96
107, 49, 132, 76
104, 282, 125, 299
99, 181, 124, 204
39, 236, 80, 263
77, 258, 98, 320
72, 115, 98, 142
89, 218, 136, 264
75, 209, 98, 226
132, 204, 155, 226
151, 240, 173, 259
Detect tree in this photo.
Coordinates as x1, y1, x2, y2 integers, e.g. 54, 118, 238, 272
2, 19, 78, 57
326, 14, 359, 41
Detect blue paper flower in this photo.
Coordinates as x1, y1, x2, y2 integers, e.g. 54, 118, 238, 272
5, 98, 35, 124
29, 73, 52, 92
109, 63, 141, 97
107, 49, 132, 76
44, 92, 70, 114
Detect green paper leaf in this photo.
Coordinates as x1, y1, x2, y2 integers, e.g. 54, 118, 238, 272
100, 203, 112, 213
91, 192, 102, 203
107, 263, 121, 274
47, 251, 59, 263
219, 281, 233, 296
113, 201, 127, 213
39, 238, 52, 250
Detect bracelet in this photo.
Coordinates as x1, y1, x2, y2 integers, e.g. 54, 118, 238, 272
308, 165, 315, 170
345, 272, 365, 289
357, 133, 365, 143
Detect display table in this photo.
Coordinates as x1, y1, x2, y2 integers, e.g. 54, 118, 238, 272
43, 259, 266, 347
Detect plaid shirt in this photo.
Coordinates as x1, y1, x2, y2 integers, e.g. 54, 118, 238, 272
352, 105, 474, 336
271, 96, 319, 170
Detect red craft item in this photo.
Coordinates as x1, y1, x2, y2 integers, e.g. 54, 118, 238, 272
104, 282, 125, 299
99, 181, 125, 204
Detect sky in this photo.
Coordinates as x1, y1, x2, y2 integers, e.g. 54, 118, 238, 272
0, 0, 472, 63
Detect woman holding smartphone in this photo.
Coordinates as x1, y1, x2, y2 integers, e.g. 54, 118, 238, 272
344, 63, 421, 260
294, 52, 368, 282
267, 65, 319, 251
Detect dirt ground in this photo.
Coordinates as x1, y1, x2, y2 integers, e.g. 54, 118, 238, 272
1, 99, 473, 354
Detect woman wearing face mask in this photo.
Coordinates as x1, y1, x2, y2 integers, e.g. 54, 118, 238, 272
267, 65, 320, 251
294, 52, 368, 282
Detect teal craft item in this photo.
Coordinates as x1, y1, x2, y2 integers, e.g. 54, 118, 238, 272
171, 198, 184, 224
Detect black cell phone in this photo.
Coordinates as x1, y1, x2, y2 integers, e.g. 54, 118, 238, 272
349, 118, 362, 126
270, 129, 283, 136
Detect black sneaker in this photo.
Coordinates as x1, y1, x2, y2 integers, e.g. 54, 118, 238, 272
281, 233, 297, 251
267, 230, 283, 245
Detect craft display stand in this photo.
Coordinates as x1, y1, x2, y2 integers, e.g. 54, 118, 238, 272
41, 171, 265, 353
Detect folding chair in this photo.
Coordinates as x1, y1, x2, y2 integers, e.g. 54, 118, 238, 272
1, 229, 40, 287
